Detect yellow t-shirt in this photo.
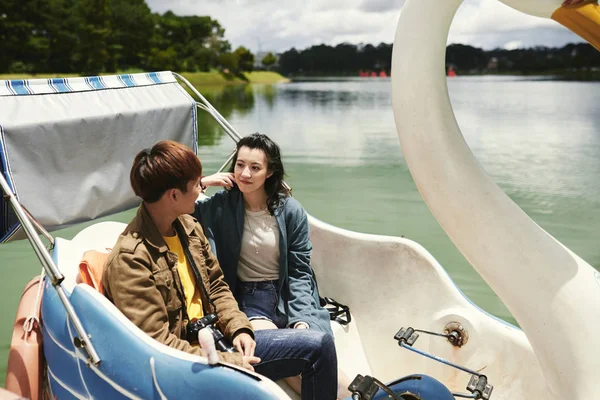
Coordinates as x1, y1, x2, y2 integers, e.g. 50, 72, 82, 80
163, 234, 204, 320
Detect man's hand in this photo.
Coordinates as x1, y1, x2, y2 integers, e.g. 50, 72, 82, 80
242, 355, 261, 372
232, 332, 256, 357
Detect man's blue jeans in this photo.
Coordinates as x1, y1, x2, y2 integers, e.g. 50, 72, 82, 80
253, 328, 338, 400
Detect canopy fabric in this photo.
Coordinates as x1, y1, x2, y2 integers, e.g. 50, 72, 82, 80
0, 71, 198, 242
0, 72, 176, 96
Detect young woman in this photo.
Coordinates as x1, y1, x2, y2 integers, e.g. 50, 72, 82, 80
195, 133, 351, 399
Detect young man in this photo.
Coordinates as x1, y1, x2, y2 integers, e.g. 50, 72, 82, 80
102, 140, 338, 400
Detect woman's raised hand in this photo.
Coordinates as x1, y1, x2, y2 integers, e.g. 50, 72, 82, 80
202, 172, 236, 189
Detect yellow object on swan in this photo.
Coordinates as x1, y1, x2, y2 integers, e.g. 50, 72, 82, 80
552, 1, 600, 51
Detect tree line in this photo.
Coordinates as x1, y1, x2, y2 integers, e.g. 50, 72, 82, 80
278, 42, 600, 76
2, 0, 599, 77
278, 43, 393, 76
0, 0, 255, 75
447, 43, 600, 74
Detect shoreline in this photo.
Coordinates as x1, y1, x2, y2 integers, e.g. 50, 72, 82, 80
0, 71, 290, 85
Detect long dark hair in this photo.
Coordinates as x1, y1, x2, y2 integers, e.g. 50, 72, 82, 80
230, 133, 290, 214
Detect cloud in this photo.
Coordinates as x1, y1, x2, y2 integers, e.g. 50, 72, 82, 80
145, 0, 586, 53
451, 0, 555, 35
503, 40, 523, 50
449, 0, 582, 48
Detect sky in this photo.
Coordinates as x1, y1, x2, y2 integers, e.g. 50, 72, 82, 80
145, 0, 585, 54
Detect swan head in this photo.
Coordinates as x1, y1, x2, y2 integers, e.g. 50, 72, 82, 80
500, 0, 600, 50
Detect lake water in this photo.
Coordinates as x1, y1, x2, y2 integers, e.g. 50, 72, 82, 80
1, 76, 599, 385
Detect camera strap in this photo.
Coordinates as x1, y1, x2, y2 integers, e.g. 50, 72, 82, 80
174, 221, 217, 316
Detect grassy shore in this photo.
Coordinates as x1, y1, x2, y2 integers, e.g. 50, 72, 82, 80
181, 71, 289, 85
0, 70, 290, 85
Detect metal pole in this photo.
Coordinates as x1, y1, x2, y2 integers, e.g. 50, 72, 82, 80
1, 178, 63, 284
173, 72, 243, 141
196, 102, 241, 144
217, 149, 237, 174
22, 206, 54, 246
0, 173, 101, 365
399, 342, 481, 376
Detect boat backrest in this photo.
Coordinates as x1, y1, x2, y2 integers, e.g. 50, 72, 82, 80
0, 72, 198, 242
53, 221, 126, 292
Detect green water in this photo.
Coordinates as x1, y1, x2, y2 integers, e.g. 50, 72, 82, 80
1, 77, 599, 386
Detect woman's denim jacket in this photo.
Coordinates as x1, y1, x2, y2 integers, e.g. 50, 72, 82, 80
194, 188, 332, 335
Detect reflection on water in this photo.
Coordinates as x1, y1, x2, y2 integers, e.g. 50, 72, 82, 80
194, 85, 255, 146
194, 85, 279, 147
1, 77, 599, 385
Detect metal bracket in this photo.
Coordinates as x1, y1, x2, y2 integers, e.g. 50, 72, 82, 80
444, 321, 469, 347
394, 327, 419, 346
348, 375, 379, 400
394, 326, 493, 399
467, 375, 493, 400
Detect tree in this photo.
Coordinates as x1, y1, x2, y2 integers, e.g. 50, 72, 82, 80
147, 11, 229, 72
146, 46, 181, 72
278, 48, 301, 75
0, 0, 44, 72
446, 44, 487, 72
45, 0, 80, 73
107, 0, 153, 71
218, 52, 238, 71
234, 46, 254, 72
261, 52, 277, 69
72, 0, 112, 75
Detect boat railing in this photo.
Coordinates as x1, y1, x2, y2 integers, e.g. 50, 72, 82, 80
173, 72, 243, 143
174, 73, 240, 175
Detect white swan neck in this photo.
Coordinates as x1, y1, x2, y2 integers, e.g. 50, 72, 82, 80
391, 1, 600, 398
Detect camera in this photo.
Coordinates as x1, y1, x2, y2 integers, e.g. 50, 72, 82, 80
186, 313, 237, 353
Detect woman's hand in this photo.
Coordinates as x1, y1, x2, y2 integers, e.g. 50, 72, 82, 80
202, 172, 236, 189
232, 332, 256, 357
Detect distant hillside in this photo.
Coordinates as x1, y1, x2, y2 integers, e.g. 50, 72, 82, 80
446, 43, 600, 76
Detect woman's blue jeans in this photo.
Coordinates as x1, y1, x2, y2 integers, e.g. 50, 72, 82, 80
253, 329, 338, 400
236, 280, 338, 400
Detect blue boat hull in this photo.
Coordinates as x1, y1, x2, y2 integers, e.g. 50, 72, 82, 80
42, 280, 281, 399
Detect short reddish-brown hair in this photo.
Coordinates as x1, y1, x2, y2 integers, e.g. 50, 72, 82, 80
130, 140, 202, 203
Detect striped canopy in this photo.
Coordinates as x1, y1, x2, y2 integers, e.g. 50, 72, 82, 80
0, 71, 198, 242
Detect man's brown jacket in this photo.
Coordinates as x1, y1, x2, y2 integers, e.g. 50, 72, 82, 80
103, 205, 252, 366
